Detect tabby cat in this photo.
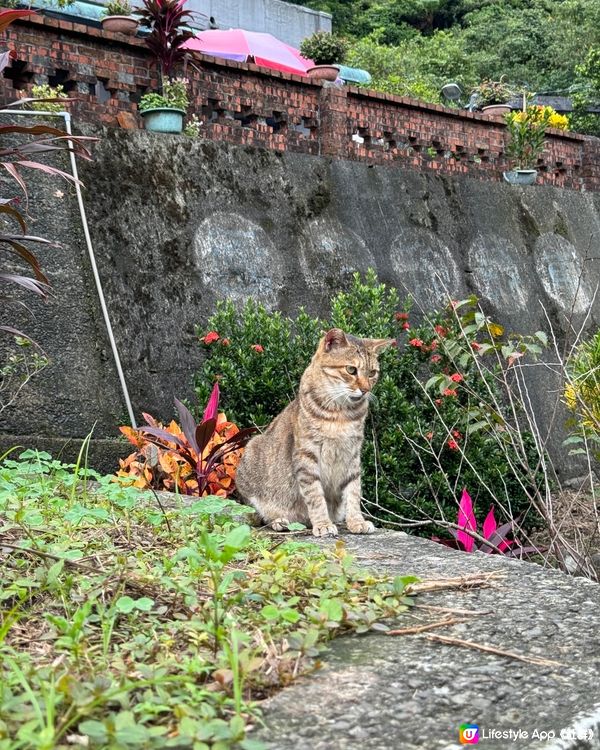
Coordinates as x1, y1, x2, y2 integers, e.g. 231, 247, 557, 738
235, 328, 395, 537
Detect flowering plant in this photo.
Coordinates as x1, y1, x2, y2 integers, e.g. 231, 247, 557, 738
474, 77, 513, 107
505, 104, 553, 169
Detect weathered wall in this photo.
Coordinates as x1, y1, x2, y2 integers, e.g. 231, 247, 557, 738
1, 125, 600, 473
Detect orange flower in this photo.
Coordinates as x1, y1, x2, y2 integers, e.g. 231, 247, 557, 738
443, 388, 458, 397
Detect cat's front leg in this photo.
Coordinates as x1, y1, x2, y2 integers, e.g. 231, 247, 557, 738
293, 444, 338, 537
342, 474, 375, 534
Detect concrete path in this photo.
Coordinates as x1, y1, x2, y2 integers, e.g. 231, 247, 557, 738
257, 531, 600, 750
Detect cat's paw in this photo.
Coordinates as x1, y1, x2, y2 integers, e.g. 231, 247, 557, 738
312, 522, 338, 537
347, 518, 375, 534
270, 517, 291, 531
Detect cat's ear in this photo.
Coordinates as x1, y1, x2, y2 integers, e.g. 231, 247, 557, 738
365, 337, 397, 355
323, 328, 349, 351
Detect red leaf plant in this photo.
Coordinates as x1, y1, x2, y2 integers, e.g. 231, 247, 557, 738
117, 383, 256, 497
433, 489, 538, 558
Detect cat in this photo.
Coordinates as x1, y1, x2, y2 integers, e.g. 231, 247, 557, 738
235, 328, 395, 537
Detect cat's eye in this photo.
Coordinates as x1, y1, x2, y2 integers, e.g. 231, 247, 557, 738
369, 370, 377, 378
346, 365, 358, 375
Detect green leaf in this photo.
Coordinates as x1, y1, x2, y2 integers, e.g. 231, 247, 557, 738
115, 595, 136, 614
79, 720, 108, 742
287, 522, 306, 531
46, 559, 64, 585
134, 597, 154, 612
260, 604, 280, 621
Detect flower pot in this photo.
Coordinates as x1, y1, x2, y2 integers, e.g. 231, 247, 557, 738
101, 15, 139, 34
140, 107, 186, 134
482, 104, 511, 119
306, 65, 340, 82
503, 169, 537, 186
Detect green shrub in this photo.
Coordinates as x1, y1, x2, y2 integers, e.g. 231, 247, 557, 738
195, 271, 543, 532
299, 31, 349, 65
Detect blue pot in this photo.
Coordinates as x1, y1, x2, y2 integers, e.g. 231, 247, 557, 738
503, 169, 537, 186
140, 107, 185, 134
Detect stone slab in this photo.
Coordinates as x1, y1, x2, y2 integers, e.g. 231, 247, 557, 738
257, 531, 600, 750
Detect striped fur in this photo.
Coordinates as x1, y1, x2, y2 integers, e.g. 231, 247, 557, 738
235, 328, 395, 537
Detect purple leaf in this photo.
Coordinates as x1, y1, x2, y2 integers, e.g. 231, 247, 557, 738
174, 397, 199, 454
195, 417, 217, 455
202, 381, 220, 423
482, 506, 497, 540
456, 488, 476, 553
138, 425, 187, 450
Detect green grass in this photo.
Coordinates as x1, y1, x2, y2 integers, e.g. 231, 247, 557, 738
0, 450, 416, 750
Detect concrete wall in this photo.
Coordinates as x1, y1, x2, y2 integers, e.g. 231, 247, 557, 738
1, 125, 599, 474
194, 0, 332, 47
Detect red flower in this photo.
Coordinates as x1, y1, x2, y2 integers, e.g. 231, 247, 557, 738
409, 338, 424, 348
221, 338, 230, 346
434, 398, 442, 406
450, 373, 463, 383
452, 430, 462, 439
402, 322, 410, 331
430, 354, 442, 364
447, 438, 459, 451
429, 339, 439, 350
251, 344, 264, 353
443, 388, 458, 397
471, 342, 481, 351
434, 325, 447, 337
425, 431, 434, 441
395, 312, 409, 321
202, 331, 219, 344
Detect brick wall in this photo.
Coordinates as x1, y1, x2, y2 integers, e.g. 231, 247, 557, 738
1, 13, 597, 190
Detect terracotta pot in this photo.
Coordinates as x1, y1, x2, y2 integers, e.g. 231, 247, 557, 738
306, 65, 340, 82
482, 103, 511, 120
101, 15, 139, 35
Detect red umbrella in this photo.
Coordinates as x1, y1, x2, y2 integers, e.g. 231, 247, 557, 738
182, 29, 313, 76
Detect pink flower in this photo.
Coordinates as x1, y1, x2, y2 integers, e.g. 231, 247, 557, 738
447, 438, 459, 451
434, 398, 442, 406
442, 388, 457, 397
471, 342, 481, 351
202, 331, 219, 344
452, 430, 462, 439
434, 325, 447, 337
251, 344, 264, 353
395, 311, 409, 321
430, 354, 442, 363
402, 322, 410, 331
450, 373, 463, 383
409, 338, 424, 348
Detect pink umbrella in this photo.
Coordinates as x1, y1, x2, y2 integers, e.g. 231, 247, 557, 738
182, 29, 313, 76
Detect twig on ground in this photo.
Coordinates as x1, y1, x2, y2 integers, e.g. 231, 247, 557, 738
387, 616, 475, 636
424, 633, 563, 667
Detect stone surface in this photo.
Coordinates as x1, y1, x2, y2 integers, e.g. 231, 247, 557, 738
3, 127, 600, 474
257, 531, 600, 750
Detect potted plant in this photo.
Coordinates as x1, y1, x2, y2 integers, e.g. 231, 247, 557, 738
136, 0, 194, 133
503, 104, 554, 185
474, 77, 513, 118
139, 77, 189, 133
101, 0, 139, 35
299, 31, 348, 82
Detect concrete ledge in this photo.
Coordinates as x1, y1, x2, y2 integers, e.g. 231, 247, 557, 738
257, 531, 600, 749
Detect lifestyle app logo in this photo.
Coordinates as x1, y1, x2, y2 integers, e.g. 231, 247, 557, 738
459, 724, 480, 744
